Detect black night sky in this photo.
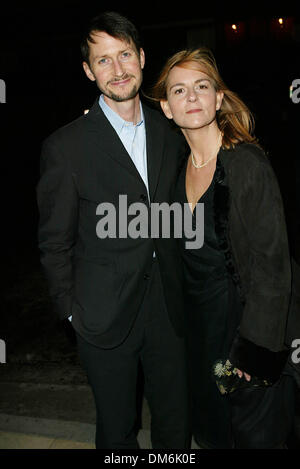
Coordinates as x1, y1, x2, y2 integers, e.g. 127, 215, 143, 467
0, 1, 299, 356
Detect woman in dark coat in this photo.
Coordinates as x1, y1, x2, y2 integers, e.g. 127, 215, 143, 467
151, 48, 295, 449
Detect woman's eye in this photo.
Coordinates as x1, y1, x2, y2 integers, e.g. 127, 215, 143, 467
174, 88, 184, 95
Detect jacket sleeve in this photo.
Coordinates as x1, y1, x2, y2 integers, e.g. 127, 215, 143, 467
228, 147, 291, 382
36, 137, 79, 320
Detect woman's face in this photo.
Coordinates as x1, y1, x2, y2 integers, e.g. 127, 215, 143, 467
161, 65, 223, 131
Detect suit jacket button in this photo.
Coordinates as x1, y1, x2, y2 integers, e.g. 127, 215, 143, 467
144, 273, 150, 280
140, 194, 147, 202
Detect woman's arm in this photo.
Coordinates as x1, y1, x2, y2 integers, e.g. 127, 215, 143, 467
228, 145, 291, 382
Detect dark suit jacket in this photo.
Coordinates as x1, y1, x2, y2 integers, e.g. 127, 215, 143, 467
37, 98, 185, 348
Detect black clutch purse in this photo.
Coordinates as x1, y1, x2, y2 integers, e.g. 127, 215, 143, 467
212, 359, 273, 395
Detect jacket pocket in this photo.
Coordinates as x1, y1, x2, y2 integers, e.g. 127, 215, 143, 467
73, 258, 118, 333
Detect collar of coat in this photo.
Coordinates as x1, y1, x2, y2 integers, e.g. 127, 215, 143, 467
213, 151, 245, 305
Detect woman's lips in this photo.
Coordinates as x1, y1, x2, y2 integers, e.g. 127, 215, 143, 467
186, 109, 202, 114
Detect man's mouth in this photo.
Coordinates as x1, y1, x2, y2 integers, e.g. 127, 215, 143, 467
109, 76, 132, 87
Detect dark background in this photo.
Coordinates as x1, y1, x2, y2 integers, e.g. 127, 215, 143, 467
0, 1, 299, 366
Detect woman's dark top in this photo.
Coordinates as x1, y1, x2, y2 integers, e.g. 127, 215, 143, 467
175, 159, 228, 304
173, 158, 242, 449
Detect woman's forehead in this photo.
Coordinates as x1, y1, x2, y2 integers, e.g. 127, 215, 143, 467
167, 65, 211, 83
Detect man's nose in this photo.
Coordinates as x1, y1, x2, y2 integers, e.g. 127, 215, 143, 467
112, 59, 125, 77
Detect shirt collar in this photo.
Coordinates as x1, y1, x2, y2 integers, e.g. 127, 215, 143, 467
99, 94, 144, 135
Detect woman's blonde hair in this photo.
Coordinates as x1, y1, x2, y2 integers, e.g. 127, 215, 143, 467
151, 48, 258, 149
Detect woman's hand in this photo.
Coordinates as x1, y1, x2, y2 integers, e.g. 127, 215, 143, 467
236, 368, 251, 381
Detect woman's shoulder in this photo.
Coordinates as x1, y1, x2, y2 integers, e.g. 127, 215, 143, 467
224, 142, 267, 163
220, 142, 271, 176
220, 142, 281, 195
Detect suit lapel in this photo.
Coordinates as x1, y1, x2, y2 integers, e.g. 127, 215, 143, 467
85, 99, 165, 199
143, 104, 165, 201
85, 99, 145, 185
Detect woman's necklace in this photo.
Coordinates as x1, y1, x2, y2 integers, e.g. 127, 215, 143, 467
191, 152, 217, 169
191, 134, 222, 169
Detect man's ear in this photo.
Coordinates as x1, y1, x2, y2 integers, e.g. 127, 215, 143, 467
160, 100, 173, 119
139, 48, 145, 70
83, 62, 96, 82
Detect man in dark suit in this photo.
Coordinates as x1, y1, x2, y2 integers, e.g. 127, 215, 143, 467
37, 11, 189, 449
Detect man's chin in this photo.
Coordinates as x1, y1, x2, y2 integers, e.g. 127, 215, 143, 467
104, 85, 139, 103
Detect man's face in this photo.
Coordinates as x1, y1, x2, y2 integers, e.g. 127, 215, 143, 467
83, 31, 145, 104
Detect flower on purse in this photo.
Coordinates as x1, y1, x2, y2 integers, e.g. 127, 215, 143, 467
212, 359, 272, 395
213, 359, 238, 377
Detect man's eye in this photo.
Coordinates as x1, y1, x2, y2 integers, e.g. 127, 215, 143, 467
121, 52, 131, 60
98, 58, 108, 64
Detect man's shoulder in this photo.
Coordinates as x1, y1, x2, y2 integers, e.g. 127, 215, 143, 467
143, 101, 172, 128
43, 112, 90, 149
142, 102, 183, 142
142, 102, 164, 120
43, 97, 102, 149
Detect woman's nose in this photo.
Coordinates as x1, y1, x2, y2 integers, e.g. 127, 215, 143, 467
187, 90, 197, 102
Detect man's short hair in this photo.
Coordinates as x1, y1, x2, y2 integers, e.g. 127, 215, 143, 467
81, 11, 142, 65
